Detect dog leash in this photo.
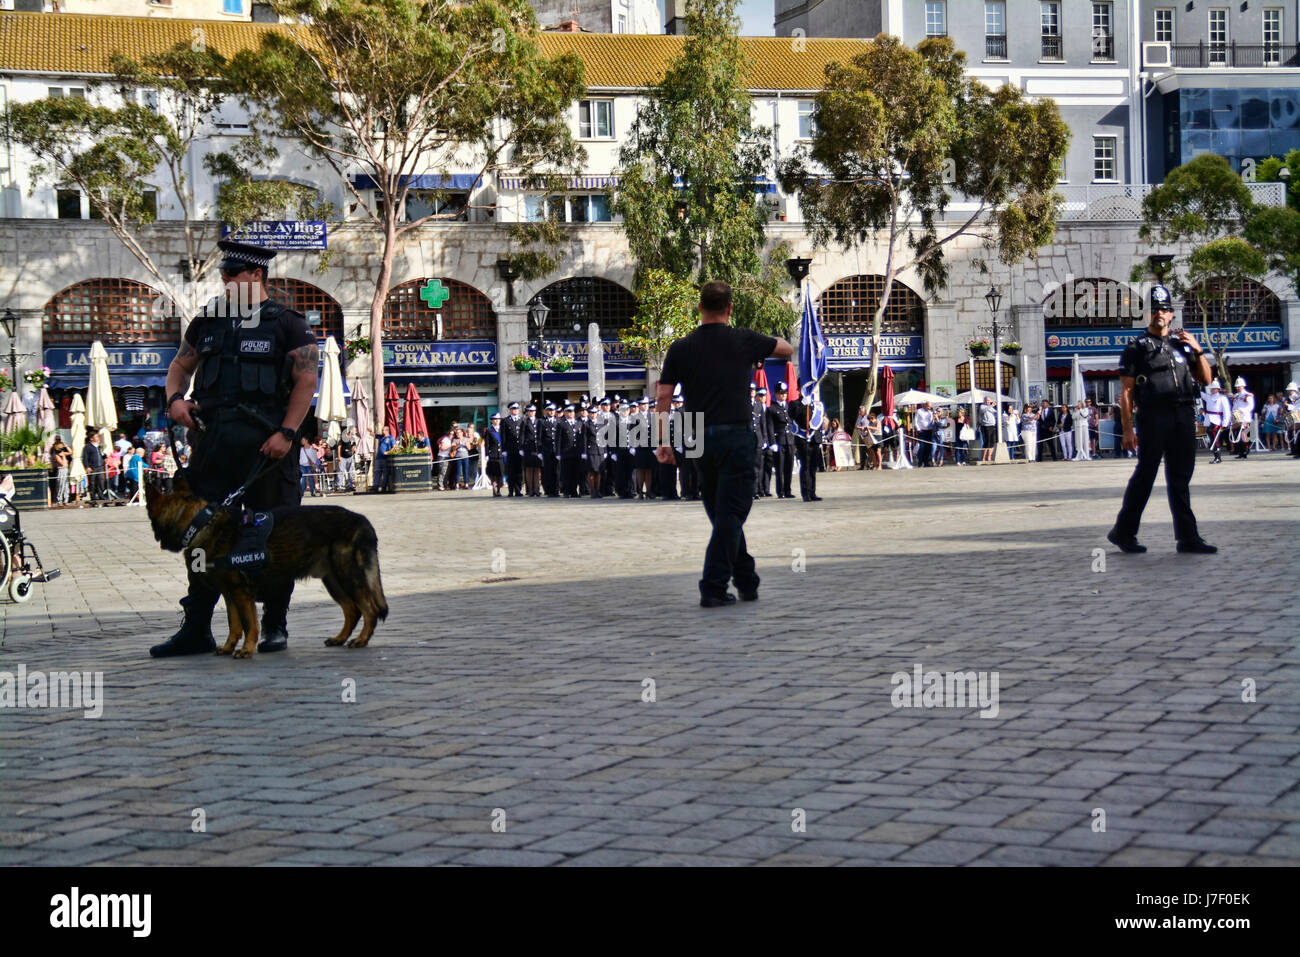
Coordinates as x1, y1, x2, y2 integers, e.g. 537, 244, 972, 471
172, 405, 295, 548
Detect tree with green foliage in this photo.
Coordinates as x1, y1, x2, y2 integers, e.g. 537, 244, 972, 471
1183, 238, 1269, 386
1257, 149, 1299, 209
1132, 153, 1295, 385
779, 35, 1068, 412
3, 42, 325, 320
229, 0, 585, 434
612, 0, 783, 340
620, 269, 699, 372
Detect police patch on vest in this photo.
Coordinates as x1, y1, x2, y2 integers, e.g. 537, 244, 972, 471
230, 551, 267, 567
240, 339, 273, 355
1174, 353, 1185, 364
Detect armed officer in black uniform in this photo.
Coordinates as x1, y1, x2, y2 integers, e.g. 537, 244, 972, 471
539, 402, 560, 497
1107, 284, 1217, 554
152, 240, 319, 657
767, 382, 796, 498
749, 382, 768, 498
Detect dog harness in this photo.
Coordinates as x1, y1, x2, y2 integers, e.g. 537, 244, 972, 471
209, 510, 276, 572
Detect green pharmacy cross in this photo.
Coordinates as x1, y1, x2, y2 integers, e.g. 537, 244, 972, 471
420, 278, 450, 309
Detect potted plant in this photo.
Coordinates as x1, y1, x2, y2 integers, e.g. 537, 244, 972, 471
344, 336, 371, 361
544, 354, 573, 373
387, 433, 432, 492
1000, 341, 1022, 355
968, 338, 991, 357
23, 366, 52, 389
0, 424, 52, 508
511, 353, 538, 372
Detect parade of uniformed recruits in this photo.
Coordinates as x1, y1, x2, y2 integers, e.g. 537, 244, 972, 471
1108, 284, 1217, 555
153, 239, 319, 657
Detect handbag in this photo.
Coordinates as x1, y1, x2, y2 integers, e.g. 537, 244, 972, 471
959, 425, 975, 442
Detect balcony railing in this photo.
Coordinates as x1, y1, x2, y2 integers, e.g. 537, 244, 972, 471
985, 34, 1008, 60
1091, 33, 1115, 60
1054, 182, 1285, 220
1040, 34, 1063, 60
1164, 41, 1300, 68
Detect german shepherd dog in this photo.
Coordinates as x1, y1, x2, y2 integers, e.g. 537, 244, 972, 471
145, 475, 388, 658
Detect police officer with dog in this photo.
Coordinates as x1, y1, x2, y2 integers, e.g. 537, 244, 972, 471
152, 240, 319, 657
1107, 285, 1216, 555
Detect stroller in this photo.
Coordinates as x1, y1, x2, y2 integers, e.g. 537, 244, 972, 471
0, 473, 61, 603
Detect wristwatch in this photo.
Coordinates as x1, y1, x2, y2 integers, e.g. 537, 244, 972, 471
167, 392, 186, 408
277, 427, 296, 443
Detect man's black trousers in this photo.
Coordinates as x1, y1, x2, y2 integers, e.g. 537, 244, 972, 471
183, 412, 301, 633
1113, 404, 1200, 543
695, 428, 760, 601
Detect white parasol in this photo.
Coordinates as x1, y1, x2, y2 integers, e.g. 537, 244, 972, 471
86, 341, 118, 432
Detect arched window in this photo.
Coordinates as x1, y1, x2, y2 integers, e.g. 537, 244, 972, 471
1183, 277, 1281, 328
267, 278, 344, 342
817, 276, 925, 335
527, 277, 636, 339
42, 278, 176, 344
383, 278, 496, 340
1042, 277, 1143, 328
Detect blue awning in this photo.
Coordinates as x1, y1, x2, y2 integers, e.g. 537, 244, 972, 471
669, 175, 778, 194
350, 173, 482, 191
54, 374, 165, 389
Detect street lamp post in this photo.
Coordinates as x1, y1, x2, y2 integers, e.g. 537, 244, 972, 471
2, 309, 24, 387
529, 299, 550, 406
978, 287, 1011, 463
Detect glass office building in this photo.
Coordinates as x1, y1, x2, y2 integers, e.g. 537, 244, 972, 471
1165, 87, 1300, 173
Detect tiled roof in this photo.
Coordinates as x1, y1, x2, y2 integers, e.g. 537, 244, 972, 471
0, 11, 296, 76
536, 33, 869, 91
0, 11, 865, 90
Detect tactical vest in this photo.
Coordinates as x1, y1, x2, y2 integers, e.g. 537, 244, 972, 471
1132, 333, 1198, 407
191, 300, 293, 411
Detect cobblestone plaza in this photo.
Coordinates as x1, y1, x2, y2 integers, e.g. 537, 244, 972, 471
1, 456, 1296, 866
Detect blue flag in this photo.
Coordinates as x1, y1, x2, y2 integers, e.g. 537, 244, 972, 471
798, 284, 827, 402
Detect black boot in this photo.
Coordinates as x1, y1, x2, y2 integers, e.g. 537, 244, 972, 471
150, 595, 216, 658
258, 623, 289, 653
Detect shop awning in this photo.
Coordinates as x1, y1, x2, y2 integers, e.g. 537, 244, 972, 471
1047, 356, 1120, 372
497, 174, 621, 191
1219, 349, 1300, 366
350, 173, 483, 191
54, 373, 165, 388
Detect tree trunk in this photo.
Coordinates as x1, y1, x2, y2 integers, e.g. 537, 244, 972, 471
370, 218, 398, 440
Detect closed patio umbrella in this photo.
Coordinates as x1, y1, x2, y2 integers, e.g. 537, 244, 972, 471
384, 382, 400, 438
402, 382, 427, 439
69, 393, 86, 486
2, 391, 25, 434
37, 386, 56, 433
316, 336, 347, 425
882, 365, 911, 470
351, 379, 374, 459
86, 341, 118, 432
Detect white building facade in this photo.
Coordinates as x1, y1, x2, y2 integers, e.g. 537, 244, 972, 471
0, 11, 1296, 441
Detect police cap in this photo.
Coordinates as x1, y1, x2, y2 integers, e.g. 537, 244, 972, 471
217, 239, 276, 274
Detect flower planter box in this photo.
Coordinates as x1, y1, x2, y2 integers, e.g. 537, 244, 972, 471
388, 454, 432, 492
2, 468, 49, 509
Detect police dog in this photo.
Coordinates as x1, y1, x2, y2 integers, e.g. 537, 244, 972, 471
145, 475, 388, 658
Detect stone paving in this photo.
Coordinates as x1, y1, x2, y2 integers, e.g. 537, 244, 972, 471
1, 453, 1297, 866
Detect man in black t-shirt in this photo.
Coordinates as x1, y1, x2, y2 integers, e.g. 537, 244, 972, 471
657, 281, 793, 607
